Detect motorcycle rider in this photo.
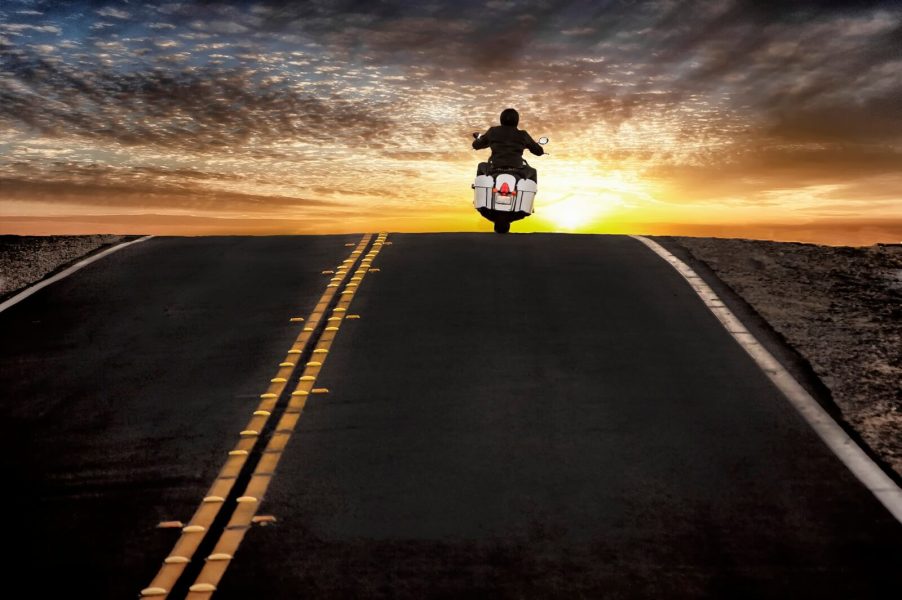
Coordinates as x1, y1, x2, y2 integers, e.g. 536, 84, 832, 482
472, 108, 544, 182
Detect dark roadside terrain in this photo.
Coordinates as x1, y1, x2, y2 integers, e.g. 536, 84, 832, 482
0, 234, 129, 300
0, 234, 899, 598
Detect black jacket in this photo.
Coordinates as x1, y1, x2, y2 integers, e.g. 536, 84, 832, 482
472, 125, 544, 168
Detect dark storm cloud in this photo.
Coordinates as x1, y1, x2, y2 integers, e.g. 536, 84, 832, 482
648, 3, 902, 101
4, 0, 899, 144
0, 44, 392, 152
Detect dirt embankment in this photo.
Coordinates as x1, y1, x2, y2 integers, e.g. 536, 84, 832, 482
0, 235, 127, 300
668, 237, 901, 477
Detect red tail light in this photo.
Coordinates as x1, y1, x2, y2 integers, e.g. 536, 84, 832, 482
499, 182, 511, 195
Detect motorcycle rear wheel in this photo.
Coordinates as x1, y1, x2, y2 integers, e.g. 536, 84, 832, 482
493, 221, 510, 234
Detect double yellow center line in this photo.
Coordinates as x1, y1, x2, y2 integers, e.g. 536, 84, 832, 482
141, 233, 388, 598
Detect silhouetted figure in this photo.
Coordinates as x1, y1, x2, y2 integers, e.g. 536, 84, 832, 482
472, 108, 544, 182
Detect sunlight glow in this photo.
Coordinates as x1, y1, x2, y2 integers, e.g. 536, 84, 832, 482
539, 193, 618, 231
529, 165, 656, 232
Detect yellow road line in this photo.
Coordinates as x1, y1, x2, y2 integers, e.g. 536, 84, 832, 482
140, 234, 373, 599
183, 233, 389, 599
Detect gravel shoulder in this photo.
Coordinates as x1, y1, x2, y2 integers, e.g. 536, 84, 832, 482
0, 235, 132, 301
657, 236, 902, 479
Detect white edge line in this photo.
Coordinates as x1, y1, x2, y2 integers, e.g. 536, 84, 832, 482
631, 234, 902, 524
0, 236, 154, 314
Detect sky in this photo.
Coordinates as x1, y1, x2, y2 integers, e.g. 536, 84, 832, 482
1, 0, 901, 244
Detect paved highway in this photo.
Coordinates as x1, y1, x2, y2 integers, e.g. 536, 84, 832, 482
0, 233, 899, 598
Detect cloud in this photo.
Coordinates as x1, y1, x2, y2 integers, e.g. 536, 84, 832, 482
561, 28, 596, 36
0, 23, 61, 35
0, 176, 335, 211
646, 144, 902, 202
0, 45, 393, 153
96, 7, 130, 20
765, 93, 902, 145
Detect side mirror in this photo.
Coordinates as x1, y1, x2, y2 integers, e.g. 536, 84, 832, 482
472, 132, 480, 139
538, 137, 549, 145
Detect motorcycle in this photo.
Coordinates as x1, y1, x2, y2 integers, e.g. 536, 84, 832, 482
471, 135, 549, 233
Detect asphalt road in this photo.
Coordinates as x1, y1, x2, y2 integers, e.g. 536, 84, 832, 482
1, 233, 899, 599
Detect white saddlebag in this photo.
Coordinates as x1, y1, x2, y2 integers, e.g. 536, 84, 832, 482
473, 175, 494, 210
515, 178, 537, 214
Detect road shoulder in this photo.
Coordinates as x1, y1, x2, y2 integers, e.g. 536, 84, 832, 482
654, 235, 902, 486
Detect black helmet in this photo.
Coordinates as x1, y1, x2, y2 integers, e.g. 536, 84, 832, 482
500, 108, 519, 127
